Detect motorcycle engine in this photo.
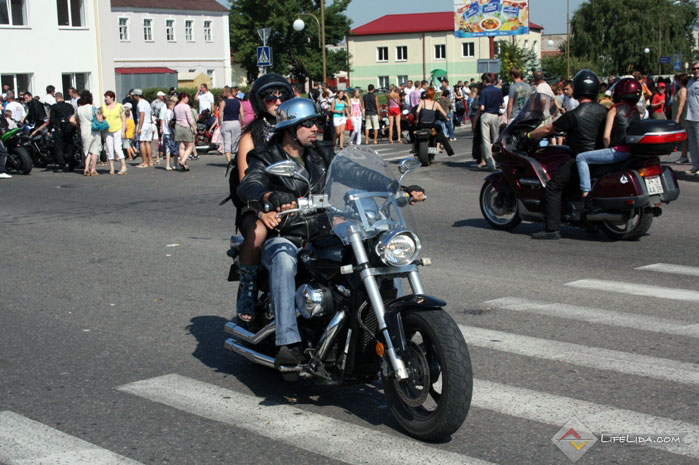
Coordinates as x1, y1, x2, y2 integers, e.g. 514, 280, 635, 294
295, 283, 335, 318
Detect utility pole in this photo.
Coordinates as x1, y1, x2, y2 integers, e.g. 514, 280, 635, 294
320, 0, 327, 84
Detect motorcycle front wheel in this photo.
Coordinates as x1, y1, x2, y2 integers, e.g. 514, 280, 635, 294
8, 146, 33, 175
382, 308, 472, 442
479, 182, 521, 230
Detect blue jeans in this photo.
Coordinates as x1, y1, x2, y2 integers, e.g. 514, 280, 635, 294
260, 237, 301, 346
440, 113, 455, 139
576, 148, 632, 193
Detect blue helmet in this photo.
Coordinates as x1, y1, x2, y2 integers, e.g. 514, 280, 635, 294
275, 98, 320, 131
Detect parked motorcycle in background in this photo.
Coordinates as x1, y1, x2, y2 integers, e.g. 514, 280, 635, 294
225, 148, 473, 441
194, 109, 218, 154
0, 128, 32, 175
479, 93, 683, 240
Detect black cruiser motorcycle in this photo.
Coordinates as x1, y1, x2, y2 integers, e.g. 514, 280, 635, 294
224, 147, 472, 441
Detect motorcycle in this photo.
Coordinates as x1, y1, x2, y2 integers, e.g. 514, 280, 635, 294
194, 109, 218, 154
413, 124, 439, 167
23, 127, 82, 169
224, 148, 473, 441
1, 128, 32, 174
479, 93, 683, 240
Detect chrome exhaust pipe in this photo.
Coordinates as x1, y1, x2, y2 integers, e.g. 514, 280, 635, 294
224, 338, 275, 368
224, 321, 275, 345
586, 212, 625, 222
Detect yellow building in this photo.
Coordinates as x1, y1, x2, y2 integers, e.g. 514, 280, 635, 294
347, 12, 543, 89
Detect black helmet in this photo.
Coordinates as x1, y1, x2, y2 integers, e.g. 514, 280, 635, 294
610, 77, 642, 104
249, 73, 293, 116
572, 69, 600, 100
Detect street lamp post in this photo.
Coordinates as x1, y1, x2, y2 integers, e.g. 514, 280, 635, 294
293, 2, 327, 85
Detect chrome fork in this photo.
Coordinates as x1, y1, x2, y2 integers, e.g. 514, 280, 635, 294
347, 225, 409, 380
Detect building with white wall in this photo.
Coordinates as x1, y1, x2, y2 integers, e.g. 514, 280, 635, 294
98, 0, 232, 99
0, 0, 233, 103
0, 0, 100, 98
347, 12, 543, 90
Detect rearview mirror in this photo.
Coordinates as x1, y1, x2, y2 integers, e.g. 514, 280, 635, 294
398, 158, 420, 174
265, 160, 299, 178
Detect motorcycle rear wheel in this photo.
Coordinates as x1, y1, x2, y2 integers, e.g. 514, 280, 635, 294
479, 182, 521, 230
8, 147, 33, 175
599, 208, 653, 241
417, 141, 430, 166
382, 308, 472, 442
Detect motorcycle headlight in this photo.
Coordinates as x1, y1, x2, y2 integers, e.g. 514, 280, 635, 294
375, 230, 421, 267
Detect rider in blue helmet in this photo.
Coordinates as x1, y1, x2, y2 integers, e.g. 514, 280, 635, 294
237, 97, 426, 367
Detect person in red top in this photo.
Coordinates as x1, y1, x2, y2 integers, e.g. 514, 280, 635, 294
650, 83, 667, 120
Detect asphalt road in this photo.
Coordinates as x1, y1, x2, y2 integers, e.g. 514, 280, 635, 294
1, 128, 698, 465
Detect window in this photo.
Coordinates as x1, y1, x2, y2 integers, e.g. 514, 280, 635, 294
185, 19, 193, 41
57, 0, 84, 27
1, 73, 32, 94
166, 19, 175, 41
397, 75, 408, 85
188, 68, 196, 73
434, 44, 446, 60
0, 0, 27, 26
203, 20, 212, 41
462, 42, 474, 58
118, 17, 129, 41
61, 72, 89, 94
378, 76, 389, 88
377, 46, 388, 62
396, 46, 407, 61
143, 18, 153, 41
207, 69, 214, 87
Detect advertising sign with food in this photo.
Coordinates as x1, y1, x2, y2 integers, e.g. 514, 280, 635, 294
454, 0, 529, 38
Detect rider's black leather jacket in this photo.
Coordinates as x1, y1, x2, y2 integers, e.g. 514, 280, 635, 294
237, 140, 392, 245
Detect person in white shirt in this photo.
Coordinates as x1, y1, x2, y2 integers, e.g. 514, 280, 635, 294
562, 80, 579, 112
4, 92, 25, 124
533, 71, 555, 124
68, 87, 79, 113
133, 89, 154, 167
43, 85, 56, 106
195, 83, 215, 113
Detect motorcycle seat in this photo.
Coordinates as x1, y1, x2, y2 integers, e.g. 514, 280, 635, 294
588, 158, 636, 178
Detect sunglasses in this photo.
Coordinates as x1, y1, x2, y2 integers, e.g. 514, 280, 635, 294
264, 93, 288, 103
298, 118, 321, 129
693, 67, 699, 71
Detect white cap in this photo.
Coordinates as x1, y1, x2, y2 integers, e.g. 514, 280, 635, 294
156, 91, 166, 97
604, 90, 612, 97
123, 102, 133, 109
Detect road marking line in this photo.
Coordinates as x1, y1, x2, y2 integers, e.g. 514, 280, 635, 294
459, 325, 699, 385
636, 263, 699, 277
472, 379, 698, 459
0, 411, 142, 465
566, 279, 699, 303
117, 374, 495, 465
483, 297, 699, 338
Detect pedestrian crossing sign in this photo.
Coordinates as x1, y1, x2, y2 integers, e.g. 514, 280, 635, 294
257, 46, 272, 67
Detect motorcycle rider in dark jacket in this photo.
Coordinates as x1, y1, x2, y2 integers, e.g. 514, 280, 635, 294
237, 98, 425, 366
527, 70, 608, 239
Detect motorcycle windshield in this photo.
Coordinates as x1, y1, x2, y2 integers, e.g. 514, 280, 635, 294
323, 147, 418, 245
509, 92, 553, 127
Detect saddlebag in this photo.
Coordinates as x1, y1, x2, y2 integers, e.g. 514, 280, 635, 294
592, 170, 649, 209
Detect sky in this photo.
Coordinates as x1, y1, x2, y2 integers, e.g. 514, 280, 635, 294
217, 0, 587, 35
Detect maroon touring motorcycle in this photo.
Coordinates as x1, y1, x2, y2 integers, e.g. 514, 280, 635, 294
479, 93, 685, 240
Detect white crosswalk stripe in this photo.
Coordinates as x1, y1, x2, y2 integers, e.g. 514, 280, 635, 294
471, 379, 698, 459
636, 263, 699, 277
566, 279, 699, 302
459, 325, 699, 385
483, 297, 699, 338
0, 411, 142, 465
117, 374, 496, 465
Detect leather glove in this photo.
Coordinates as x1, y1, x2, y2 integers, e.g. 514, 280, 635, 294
268, 192, 296, 210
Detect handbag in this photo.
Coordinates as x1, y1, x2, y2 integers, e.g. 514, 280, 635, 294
91, 107, 110, 132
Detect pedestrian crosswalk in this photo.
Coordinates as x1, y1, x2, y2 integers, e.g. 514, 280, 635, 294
2, 262, 697, 464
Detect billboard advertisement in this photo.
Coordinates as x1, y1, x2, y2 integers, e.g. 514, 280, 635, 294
454, 0, 529, 38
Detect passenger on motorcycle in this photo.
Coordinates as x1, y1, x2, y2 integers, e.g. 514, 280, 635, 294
527, 69, 609, 240
236, 98, 425, 367
415, 88, 454, 156
575, 78, 642, 198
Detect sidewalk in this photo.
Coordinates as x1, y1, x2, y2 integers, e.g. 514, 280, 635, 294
663, 153, 698, 183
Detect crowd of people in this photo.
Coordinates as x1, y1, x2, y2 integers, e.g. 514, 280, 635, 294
0, 82, 251, 178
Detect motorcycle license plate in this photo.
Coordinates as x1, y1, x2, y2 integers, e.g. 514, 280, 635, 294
427, 147, 438, 154
645, 176, 663, 195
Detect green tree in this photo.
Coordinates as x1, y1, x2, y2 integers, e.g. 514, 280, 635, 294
541, 44, 601, 81
229, 0, 351, 83
569, 0, 698, 76
496, 40, 538, 82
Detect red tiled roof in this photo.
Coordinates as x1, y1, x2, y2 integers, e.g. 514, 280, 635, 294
111, 0, 228, 13
115, 67, 178, 74
351, 12, 543, 36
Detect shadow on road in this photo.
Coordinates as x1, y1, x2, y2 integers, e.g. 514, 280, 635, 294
186, 315, 405, 433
